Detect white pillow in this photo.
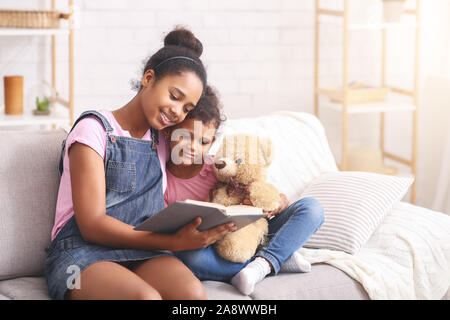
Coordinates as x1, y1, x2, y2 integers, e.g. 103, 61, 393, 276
301, 171, 414, 254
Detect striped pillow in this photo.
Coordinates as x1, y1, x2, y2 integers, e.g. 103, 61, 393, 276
301, 171, 414, 254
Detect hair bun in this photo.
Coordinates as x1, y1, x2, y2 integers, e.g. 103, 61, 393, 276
164, 26, 203, 58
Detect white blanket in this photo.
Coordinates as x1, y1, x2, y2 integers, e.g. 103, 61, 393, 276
298, 201, 450, 300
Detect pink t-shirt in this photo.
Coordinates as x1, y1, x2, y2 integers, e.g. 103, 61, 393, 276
164, 156, 218, 207
51, 109, 169, 240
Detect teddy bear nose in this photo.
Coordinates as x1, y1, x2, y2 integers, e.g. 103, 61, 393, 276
215, 160, 226, 170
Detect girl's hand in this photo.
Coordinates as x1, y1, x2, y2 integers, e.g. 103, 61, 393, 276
265, 193, 289, 219
170, 217, 237, 251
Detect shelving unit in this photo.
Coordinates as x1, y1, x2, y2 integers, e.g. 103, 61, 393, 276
0, 28, 70, 36
314, 0, 421, 204
0, 0, 75, 129
0, 112, 70, 128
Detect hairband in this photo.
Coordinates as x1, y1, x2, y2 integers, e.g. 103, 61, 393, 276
153, 56, 198, 71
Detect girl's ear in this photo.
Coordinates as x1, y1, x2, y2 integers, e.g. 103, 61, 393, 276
141, 69, 156, 88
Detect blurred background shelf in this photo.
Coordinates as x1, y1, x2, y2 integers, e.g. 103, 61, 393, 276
0, 0, 75, 129
0, 110, 70, 128
317, 91, 416, 114
314, 0, 421, 204
318, 19, 418, 30
0, 27, 70, 36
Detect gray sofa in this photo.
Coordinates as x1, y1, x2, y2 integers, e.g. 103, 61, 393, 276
0, 128, 374, 300
2, 124, 449, 300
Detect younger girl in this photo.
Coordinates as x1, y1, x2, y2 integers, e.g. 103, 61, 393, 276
163, 86, 324, 295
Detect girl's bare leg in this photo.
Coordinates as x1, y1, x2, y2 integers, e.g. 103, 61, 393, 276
132, 255, 207, 300
67, 261, 162, 300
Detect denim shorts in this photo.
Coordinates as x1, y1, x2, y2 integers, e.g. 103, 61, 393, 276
44, 230, 174, 300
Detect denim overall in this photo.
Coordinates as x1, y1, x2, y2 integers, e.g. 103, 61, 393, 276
44, 110, 172, 300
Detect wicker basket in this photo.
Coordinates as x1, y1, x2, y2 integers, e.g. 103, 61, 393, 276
0, 10, 67, 29
328, 85, 390, 104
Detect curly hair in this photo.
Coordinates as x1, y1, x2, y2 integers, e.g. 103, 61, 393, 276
185, 85, 226, 131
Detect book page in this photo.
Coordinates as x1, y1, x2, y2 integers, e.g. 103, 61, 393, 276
225, 205, 264, 216
184, 199, 227, 211
184, 200, 263, 216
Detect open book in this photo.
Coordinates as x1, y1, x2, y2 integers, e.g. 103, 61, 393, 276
134, 199, 265, 234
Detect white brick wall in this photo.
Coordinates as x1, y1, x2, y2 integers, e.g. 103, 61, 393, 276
0, 0, 427, 119
0, 0, 393, 160
0, 0, 386, 117
0, 0, 322, 121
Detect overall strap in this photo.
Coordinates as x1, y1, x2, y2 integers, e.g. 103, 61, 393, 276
58, 110, 114, 177
68, 110, 114, 135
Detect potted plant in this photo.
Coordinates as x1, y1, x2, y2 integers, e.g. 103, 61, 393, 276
28, 80, 55, 115
382, 0, 407, 22
35, 96, 50, 113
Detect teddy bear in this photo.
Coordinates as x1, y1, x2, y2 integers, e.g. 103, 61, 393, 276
210, 133, 281, 263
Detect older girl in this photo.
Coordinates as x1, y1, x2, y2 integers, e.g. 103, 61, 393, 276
44, 27, 235, 300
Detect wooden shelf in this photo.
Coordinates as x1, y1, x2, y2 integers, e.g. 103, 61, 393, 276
318, 92, 416, 114
0, 111, 70, 128
0, 27, 70, 36
314, 0, 421, 204
0, 0, 75, 128
319, 19, 418, 31
348, 22, 418, 30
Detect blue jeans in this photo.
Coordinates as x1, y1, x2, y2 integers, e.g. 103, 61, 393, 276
174, 197, 324, 282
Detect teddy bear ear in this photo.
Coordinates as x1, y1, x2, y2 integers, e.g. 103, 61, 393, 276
257, 137, 273, 167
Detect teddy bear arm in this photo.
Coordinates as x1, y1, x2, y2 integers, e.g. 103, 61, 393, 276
249, 181, 281, 212
211, 186, 243, 207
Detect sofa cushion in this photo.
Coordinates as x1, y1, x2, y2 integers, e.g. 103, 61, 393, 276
0, 129, 67, 280
443, 289, 450, 300
202, 281, 251, 300
0, 277, 50, 300
0, 293, 10, 300
0, 275, 447, 300
0, 277, 246, 300
0, 266, 366, 300
250, 264, 369, 300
